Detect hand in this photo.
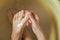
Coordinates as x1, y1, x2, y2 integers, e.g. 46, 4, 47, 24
29, 11, 40, 33
11, 10, 30, 40
28, 10, 46, 40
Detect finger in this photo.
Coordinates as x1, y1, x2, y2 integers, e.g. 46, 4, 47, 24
28, 20, 31, 24
13, 12, 19, 21
28, 10, 36, 20
29, 13, 36, 24
33, 13, 39, 22
26, 20, 31, 26
21, 10, 30, 25
13, 10, 23, 20
29, 10, 39, 23
18, 10, 24, 21
26, 21, 29, 26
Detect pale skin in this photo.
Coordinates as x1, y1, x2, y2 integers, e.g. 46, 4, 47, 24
7, 10, 46, 40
